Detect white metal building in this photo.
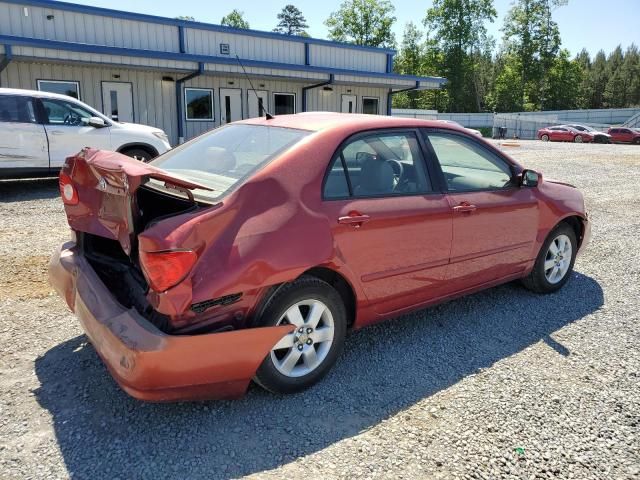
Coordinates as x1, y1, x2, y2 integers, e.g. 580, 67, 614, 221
0, 0, 446, 145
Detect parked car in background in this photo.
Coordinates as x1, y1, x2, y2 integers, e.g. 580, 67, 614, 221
537, 125, 594, 143
565, 124, 611, 144
0, 88, 171, 178
437, 119, 483, 137
49, 113, 590, 401
607, 127, 640, 144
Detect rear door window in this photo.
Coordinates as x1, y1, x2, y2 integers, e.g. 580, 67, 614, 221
0, 95, 36, 123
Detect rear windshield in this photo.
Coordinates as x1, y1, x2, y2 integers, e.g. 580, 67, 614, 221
149, 124, 309, 201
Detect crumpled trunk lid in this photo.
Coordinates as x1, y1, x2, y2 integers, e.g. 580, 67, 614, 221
60, 148, 210, 255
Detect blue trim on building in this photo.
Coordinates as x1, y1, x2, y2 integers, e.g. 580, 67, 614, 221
0, 44, 14, 79
304, 43, 310, 66
7, 0, 397, 54
0, 34, 447, 85
386, 81, 420, 115
178, 25, 186, 54
386, 54, 393, 74
301, 74, 334, 112
176, 62, 205, 143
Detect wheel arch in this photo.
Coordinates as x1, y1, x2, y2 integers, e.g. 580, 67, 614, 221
116, 143, 159, 158
559, 214, 587, 249
301, 267, 357, 328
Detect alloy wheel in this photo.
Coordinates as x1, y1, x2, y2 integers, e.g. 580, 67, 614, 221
544, 234, 572, 284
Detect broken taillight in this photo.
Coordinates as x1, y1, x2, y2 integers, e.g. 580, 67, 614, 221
59, 172, 79, 205
139, 250, 197, 292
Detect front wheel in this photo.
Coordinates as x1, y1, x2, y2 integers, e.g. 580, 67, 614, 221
541, 134, 549, 142
254, 276, 347, 394
522, 223, 577, 294
122, 148, 153, 162
574, 135, 583, 143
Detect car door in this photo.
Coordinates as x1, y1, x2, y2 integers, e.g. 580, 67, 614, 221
618, 128, 633, 143
423, 130, 539, 291
36, 97, 112, 168
321, 129, 453, 316
0, 94, 49, 171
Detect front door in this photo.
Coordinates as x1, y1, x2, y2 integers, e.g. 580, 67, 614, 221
101, 82, 134, 123
247, 89, 268, 118
0, 94, 49, 170
321, 130, 452, 317
220, 88, 242, 124
424, 131, 538, 290
341, 94, 357, 113
37, 97, 112, 168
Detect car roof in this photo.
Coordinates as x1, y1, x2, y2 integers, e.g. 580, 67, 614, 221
237, 112, 468, 134
0, 87, 79, 101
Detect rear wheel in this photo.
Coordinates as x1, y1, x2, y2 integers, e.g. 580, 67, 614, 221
574, 135, 583, 143
541, 134, 549, 142
633, 138, 640, 145
121, 148, 153, 162
522, 223, 577, 294
254, 275, 347, 394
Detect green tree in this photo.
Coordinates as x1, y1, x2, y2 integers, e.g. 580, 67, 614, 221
325, 0, 396, 48
603, 46, 626, 108
621, 44, 640, 106
574, 49, 592, 109
423, 0, 497, 112
588, 50, 608, 109
175, 16, 195, 21
273, 5, 309, 35
543, 49, 582, 109
221, 9, 250, 29
486, 52, 523, 112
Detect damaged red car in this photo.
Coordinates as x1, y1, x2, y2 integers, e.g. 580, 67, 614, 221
49, 113, 590, 401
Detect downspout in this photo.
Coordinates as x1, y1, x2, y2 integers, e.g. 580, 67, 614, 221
302, 74, 334, 112
0, 45, 13, 85
176, 62, 204, 144
386, 81, 420, 116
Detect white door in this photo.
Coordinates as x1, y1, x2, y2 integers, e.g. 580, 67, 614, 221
39, 97, 112, 167
341, 94, 357, 113
220, 88, 242, 124
247, 90, 268, 118
0, 94, 49, 169
102, 82, 134, 123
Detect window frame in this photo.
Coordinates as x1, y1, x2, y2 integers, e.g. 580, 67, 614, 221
273, 92, 296, 115
321, 127, 439, 201
420, 128, 520, 194
184, 87, 214, 122
0, 94, 38, 124
36, 97, 99, 126
362, 96, 380, 115
36, 79, 81, 100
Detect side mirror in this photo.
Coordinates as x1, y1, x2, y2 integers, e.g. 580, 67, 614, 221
87, 117, 107, 128
521, 169, 540, 187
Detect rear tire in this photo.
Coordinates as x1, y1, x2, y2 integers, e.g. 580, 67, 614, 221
574, 135, 583, 143
541, 134, 549, 142
254, 275, 347, 394
522, 223, 577, 294
121, 148, 153, 162
633, 138, 640, 145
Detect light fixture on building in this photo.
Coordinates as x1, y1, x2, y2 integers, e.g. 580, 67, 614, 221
323, 86, 333, 92
162, 76, 175, 82
228, 81, 234, 85
112, 74, 121, 79
46, 14, 54, 20
259, 84, 265, 88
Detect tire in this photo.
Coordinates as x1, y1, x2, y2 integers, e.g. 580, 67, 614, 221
522, 223, 577, 294
541, 134, 549, 142
254, 275, 347, 394
121, 148, 153, 162
574, 135, 583, 143
633, 138, 640, 145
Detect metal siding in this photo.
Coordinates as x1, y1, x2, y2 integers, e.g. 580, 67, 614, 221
306, 85, 387, 113
309, 44, 387, 73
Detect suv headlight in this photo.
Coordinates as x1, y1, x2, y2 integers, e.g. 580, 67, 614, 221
152, 131, 170, 143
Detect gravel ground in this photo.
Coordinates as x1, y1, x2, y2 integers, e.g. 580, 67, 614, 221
0, 140, 639, 479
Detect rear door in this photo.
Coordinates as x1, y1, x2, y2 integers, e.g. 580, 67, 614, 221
618, 128, 633, 143
0, 94, 48, 170
423, 130, 538, 290
321, 129, 452, 316
37, 97, 112, 167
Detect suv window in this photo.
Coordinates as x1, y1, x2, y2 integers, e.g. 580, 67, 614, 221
324, 131, 432, 199
0, 95, 36, 123
426, 132, 513, 191
40, 98, 94, 126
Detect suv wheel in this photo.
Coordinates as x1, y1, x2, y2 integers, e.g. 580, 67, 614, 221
122, 148, 153, 162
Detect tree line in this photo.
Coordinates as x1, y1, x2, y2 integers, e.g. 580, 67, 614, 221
182, 0, 640, 113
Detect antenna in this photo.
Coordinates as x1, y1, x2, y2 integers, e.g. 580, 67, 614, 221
235, 55, 274, 119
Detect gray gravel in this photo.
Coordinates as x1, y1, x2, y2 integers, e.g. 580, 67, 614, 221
0, 140, 639, 479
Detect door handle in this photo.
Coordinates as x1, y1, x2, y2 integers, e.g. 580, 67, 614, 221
50, 130, 65, 135
338, 213, 370, 227
453, 202, 477, 213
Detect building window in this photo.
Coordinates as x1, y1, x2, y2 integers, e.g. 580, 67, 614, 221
274, 93, 296, 115
37, 80, 80, 99
362, 97, 379, 115
185, 88, 214, 121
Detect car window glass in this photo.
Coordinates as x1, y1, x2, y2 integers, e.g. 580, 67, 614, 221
40, 98, 93, 126
0, 95, 36, 123
324, 131, 432, 198
427, 133, 513, 191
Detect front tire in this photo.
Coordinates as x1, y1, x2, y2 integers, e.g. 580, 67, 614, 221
254, 275, 347, 394
541, 134, 549, 142
121, 148, 153, 162
574, 135, 583, 143
522, 223, 577, 294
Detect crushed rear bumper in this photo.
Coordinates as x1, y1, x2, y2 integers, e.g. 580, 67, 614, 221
48, 242, 292, 402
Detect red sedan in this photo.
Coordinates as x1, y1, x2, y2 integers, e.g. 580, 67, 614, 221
50, 113, 591, 401
607, 127, 640, 144
537, 125, 594, 143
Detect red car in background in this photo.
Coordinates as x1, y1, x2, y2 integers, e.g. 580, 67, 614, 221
537, 125, 594, 143
607, 127, 640, 144
49, 113, 591, 401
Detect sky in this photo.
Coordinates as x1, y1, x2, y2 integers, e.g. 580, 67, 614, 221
78, 0, 640, 57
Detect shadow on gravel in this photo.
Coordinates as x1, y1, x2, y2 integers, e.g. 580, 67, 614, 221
34, 272, 603, 479
0, 178, 59, 202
